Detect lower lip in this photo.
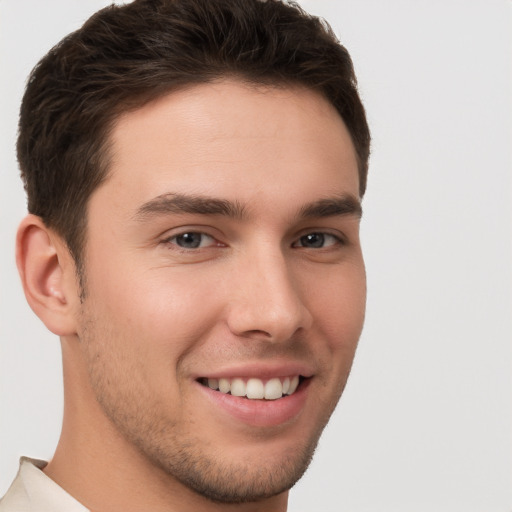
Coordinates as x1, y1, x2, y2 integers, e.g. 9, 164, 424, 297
197, 379, 310, 428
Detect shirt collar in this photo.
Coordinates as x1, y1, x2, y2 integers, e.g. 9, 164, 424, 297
6, 457, 89, 512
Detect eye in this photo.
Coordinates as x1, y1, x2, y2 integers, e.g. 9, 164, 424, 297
165, 232, 217, 249
293, 232, 342, 249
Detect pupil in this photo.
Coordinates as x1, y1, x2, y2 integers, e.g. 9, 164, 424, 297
302, 233, 324, 248
177, 233, 201, 248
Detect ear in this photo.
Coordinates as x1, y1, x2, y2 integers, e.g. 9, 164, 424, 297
16, 214, 80, 336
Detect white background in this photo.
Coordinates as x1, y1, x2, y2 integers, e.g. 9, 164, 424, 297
1, 1, 511, 511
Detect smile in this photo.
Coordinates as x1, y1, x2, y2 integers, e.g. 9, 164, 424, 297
199, 376, 302, 400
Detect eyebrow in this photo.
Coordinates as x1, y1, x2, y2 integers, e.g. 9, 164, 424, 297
133, 192, 362, 222
298, 195, 362, 220
134, 193, 247, 221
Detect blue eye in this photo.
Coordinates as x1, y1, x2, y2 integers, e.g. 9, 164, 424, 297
169, 232, 215, 249
294, 232, 340, 248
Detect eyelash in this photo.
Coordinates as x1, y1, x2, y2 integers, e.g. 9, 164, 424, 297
162, 232, 222, 250
292, 232, 345, 249
161, 230, 346, 251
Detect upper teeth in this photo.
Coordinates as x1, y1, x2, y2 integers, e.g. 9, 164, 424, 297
206, 376, 300, 400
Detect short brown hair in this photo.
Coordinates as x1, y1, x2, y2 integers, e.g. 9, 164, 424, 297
17, 0, 370, 274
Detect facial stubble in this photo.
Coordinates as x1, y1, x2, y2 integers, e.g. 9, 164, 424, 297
78, 305, 348, 504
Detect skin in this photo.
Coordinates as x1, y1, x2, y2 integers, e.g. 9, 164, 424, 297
17, 80, 366, 512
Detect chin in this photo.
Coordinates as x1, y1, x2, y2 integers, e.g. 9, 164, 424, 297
152, 437, 318, 504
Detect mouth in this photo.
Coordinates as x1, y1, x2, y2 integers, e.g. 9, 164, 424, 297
197, 376, 306, 400
196, 372, 312, 427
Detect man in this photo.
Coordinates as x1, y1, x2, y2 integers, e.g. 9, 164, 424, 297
1, 0, 370, 510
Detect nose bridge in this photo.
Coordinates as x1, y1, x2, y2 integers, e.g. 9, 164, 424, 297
227, 243, 312, 341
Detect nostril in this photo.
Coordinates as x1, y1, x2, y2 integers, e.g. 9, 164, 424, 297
243, 329, 272, 339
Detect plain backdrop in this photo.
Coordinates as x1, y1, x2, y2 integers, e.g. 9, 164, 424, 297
1, 1, 511, 511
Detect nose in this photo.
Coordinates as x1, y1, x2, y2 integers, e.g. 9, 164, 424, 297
226, 248, 313, 343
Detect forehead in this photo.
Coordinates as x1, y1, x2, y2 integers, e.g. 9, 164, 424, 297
95, 80, 359, 217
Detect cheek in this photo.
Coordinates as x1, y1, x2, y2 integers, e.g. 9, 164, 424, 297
308, 262, 366, 353
83, 256, 226, 356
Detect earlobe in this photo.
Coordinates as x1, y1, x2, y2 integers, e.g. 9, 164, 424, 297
16, 214, 79, 336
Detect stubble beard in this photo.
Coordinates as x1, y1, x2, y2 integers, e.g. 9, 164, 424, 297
130, 427, 319, 504
79, 310, 345, 505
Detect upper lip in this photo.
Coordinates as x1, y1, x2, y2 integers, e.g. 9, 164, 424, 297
192, 361, 315, 381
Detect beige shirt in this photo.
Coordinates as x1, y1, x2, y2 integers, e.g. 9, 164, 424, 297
0, 458, 88, 512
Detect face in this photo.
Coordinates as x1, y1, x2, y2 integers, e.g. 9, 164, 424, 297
77, 80, 366, 503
